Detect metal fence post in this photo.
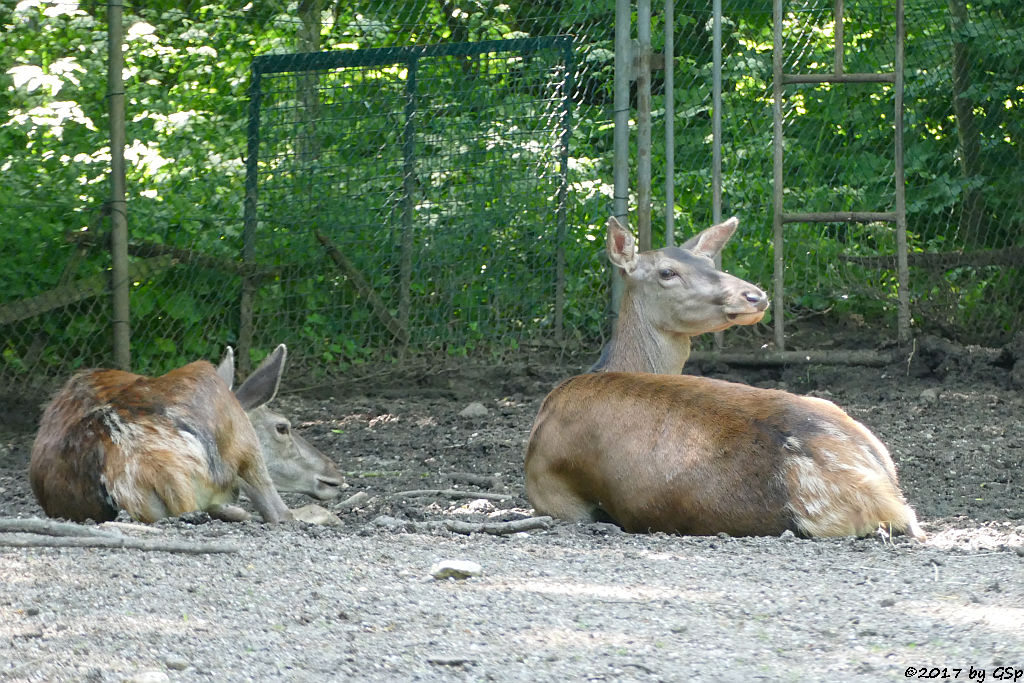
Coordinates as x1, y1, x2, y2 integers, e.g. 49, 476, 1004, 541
636, 0, 652, 251
555, 42, 575, 345
399, 57, 417, 357
712, 0, 725, 351
772, 0, 786, 352
107, 0, 130, 371
663, 0, 675, 247
611, 0, 632, 316
894, 0, 910, 344
239, 63, 263, 375
712, 0, 723, 228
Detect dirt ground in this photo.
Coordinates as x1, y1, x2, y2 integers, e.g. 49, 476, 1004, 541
1, 337, 1023, 682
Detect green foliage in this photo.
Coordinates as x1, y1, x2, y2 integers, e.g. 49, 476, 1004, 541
1, 0, 1021, 383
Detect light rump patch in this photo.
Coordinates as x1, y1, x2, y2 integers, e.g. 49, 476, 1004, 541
103, 423, 210, 523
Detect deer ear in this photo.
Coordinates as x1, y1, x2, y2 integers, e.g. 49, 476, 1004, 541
234, 344, 286, 410
216, 347, 235, 390
606, 216, 639, 273
681, 216, 739, 258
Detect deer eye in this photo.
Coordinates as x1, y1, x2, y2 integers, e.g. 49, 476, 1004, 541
275, 423, 290, 436
658, 268, 677, 280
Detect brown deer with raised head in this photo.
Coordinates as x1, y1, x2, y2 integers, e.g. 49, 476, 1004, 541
525, 216, 924, 540
29, 344, 343, 524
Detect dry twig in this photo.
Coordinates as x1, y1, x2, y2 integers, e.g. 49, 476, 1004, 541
0, 517, 237, 554
444, 516, 553, 536
0, 534, 238, 554
391, 489, 512, 502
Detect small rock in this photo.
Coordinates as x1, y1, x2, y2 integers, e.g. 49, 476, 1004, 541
124, 672, 170, 683
427, 656, 475, 667
164, 654, 189, 671
339, 491, 370, 508
779, 529, 796, 541
919, 388, 941, 403
879, 598, 896, 607
178, 510, 213, 525
585, 522, 623, 536
290, 504, 342, 526
458, 402, 489, 418
459, 499, 495, 514
371, 515, 407, 531
429, 560, 483, 580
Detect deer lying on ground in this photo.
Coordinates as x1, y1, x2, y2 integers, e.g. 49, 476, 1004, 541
29, 344, 343, 523
525, 216, 924, 540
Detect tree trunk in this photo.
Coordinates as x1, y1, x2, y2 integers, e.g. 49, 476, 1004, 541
948, 0, 986, 246
296, 0, 323, 164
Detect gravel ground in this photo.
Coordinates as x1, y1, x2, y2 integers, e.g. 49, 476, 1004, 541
1, 340, 1023, 682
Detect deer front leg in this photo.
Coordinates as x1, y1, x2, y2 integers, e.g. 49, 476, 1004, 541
238, 467, 293, 523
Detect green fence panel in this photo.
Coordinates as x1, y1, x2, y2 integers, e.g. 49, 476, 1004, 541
1, 0, 1019, 397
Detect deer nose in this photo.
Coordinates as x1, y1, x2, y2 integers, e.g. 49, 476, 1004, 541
744, 290, 769, 309
317, 475, 343, 489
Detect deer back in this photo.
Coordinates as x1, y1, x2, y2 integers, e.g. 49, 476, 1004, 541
525, 372, 923, 539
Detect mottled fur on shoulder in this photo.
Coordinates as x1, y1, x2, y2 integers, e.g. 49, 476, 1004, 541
29, 357, 287, 524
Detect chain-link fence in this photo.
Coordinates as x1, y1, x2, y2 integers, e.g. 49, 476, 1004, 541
242, 38, 574, 376
756, 0, 1023, 351
1, 0, 1020, 398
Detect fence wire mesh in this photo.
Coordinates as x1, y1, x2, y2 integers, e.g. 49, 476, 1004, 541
243, 39, 574, 378
1, 0, 1021, 396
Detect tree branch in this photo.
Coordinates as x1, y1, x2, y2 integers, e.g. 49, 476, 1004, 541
444, 516, 553, 535
0, 517, 237, 553
390, 489, 513, 502
0, 518, 122, 538
370, 514, 553, 536
315, 229, 409, 344
0, 533, 238, 554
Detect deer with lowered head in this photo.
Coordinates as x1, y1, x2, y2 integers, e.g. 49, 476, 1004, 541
525, 216, 924, 540
29, 344, 343, 524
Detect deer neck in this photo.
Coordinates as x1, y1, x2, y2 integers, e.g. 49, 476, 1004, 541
600, 295, 693, 375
